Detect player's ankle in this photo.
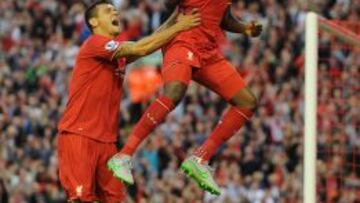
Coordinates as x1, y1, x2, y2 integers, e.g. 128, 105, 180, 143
121, 153, 132, 158
189, 154, 209, 165
119, 146, 135, 157
192, 146, 213, 163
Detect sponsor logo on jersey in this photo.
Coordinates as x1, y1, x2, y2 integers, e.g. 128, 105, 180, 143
105, 40, 120, 52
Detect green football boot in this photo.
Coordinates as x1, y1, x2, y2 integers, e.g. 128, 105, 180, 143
107, 154, 134, 185
180, 156, 221, 195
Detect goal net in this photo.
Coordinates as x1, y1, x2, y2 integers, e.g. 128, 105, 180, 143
304, 13, 360, 203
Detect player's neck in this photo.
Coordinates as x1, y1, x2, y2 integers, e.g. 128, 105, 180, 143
93, 29, 116, 39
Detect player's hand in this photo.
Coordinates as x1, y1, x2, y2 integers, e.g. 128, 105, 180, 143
175, 9, 201, 31
244, 21, 262, 37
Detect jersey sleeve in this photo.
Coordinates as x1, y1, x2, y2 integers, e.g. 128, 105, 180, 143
81, 36, 123, 61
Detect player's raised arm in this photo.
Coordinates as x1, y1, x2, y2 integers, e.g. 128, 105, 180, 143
221, 6, 262, 37
113, 9, 200, 61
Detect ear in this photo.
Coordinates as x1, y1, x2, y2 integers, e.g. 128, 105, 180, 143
89, 18, 98, 28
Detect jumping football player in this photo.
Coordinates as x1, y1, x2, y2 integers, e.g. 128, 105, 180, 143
108, 0, 262, 196
57, 0, 200, 202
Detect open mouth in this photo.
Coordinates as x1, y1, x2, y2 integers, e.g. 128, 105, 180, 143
111, 19, 120, 26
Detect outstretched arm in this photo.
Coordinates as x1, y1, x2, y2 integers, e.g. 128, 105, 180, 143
221, 6, 262, 37
113, 10, 200, 62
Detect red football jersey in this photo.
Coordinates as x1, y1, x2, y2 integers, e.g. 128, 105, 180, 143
58, 34, 126, 143
165, 0, 231, 64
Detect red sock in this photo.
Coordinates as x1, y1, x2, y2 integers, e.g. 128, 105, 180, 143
193, 106, 253, 162
120, 96, 175, 156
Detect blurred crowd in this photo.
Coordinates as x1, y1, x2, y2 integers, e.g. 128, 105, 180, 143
0, 0, 359, 203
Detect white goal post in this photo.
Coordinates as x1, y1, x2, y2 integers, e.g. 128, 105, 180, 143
304, 12, 318, 203
303, 12, 360, 203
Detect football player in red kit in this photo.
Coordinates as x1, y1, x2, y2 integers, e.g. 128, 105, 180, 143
57, 0, 200, 202
108, 0, 262, 195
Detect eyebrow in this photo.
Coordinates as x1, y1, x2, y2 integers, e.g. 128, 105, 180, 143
105, 5, 116, 11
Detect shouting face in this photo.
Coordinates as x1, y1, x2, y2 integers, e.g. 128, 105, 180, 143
87, 3, 122, 37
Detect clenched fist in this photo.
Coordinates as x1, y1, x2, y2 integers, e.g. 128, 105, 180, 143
244, 21, 263, 37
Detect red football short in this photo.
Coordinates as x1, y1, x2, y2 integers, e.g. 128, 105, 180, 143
57, 132, 125, 202
162, 45, 246, 101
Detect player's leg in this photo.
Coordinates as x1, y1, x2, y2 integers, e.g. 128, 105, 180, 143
122, 79, 188, 151
118, 54, 193, 157
108, 80, 188, 185
108, 52, 193, 184
57, 133, 100, 202
97, 143, 126, 203
181, 60, 256, 195
193, 60, 256, 162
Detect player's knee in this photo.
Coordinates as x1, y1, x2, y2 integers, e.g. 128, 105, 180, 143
246, 93, 258, 110
231, 89, 258, 111
164, 82, 187, 105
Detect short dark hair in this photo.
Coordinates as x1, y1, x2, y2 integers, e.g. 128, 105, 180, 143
84, 0, 112, 32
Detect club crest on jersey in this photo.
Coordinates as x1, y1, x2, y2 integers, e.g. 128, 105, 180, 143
76, 185, 83, 197
105, 40, 120, 52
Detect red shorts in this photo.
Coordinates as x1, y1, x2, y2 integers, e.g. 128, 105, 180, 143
162, 45, 246, 101
57, 133, 125, 202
